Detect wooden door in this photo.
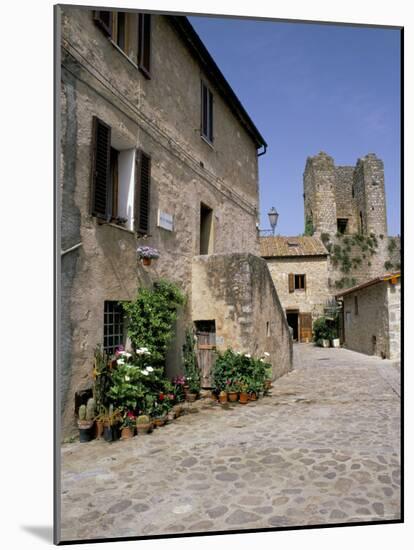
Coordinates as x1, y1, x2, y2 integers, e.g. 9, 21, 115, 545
195, 331, 216, 388
299, 313, 312, 343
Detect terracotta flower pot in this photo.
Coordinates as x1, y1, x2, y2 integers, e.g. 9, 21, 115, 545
121, 426, 134, 439
219, 392, 228, 404
142, 257, 152, 266
228, 391, 238, 402
186, 392, 197, 402
249, 392, 257, 401
95, 420, 104, 439
264, 380, 272, 390
136, 423, 152, 435
154, 416, 166, 427
239, 392, 249, 404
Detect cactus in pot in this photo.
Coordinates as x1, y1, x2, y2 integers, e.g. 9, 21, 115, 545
77, 402, 94, 443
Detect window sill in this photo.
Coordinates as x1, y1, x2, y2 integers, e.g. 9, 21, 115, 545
95, 218, 135, 235
201, 134, 215, 150
109, 39, 139, 71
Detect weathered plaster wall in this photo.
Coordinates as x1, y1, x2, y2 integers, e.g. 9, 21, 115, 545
266, 256, 329, 319
192, 254, 293, 380
342, 283, 389, 358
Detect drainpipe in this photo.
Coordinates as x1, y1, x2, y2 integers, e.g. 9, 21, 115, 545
257, 144, 267, 157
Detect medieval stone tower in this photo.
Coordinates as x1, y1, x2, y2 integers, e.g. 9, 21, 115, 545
303, 151, 388, 238
303, 152, 399, 290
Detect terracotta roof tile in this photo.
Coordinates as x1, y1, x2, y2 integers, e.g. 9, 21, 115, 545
260, 236, 328, 258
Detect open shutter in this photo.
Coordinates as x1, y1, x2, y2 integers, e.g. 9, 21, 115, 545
134, 151, 151, 234
91, 117, 111, 220
288, 273, 294, 293
93, 11, 113, 37
138, 14, 151, 78
303, 274, 307, 291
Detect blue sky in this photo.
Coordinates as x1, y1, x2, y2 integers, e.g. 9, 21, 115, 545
189, 16, 401, 236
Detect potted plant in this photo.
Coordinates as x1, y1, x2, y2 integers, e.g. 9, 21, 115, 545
136, 414, 152, 435
103, 405, 121, 442
238, 382, 249, 404
137, 245, 160, 266
313, 317, 331, 348
218, 390, 228, 404
120, 411, 136, 439
94, 408, 106, 439
227, 381, 239, 402
77, 401, 94, 443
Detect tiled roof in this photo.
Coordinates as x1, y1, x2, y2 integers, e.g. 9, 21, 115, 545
335, 272, 401, 298
260, 236, 328, 258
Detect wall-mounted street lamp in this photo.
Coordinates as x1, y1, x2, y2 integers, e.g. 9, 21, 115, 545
268, 207, 279, 235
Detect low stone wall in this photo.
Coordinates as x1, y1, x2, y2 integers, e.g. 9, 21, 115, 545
192, 253, 293, 380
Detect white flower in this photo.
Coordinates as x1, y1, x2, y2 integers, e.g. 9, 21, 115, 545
235, 351, 241, 355
244, 353, 251, 358
142, 371, 149, 376
125, 375, 130, 381
146, 366, 154, 372
117, 358, 125, 365
263, 352, 270, 357
260, 358, 265, 362
124, 352, 132, 358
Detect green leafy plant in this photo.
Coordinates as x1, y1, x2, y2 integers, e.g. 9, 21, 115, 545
304, 216, 314, 236
183, 329, 201, 394
122, 280, 186, 368
384, 260, 394, 271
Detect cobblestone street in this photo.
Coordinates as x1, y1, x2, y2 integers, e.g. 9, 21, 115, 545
60, 344, 401, 542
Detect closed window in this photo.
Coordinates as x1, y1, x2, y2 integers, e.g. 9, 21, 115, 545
104, 301, 125, 355
201, 81, 214, 143
91, 116, 151, 232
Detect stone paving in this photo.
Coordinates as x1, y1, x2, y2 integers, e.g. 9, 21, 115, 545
60, 344, 401, 542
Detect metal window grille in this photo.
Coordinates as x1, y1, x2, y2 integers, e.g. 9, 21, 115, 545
103, 301, 124, 355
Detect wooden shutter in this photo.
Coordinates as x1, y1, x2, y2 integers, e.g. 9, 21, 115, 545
299, 313, 312, 343
91, 116, 111, 220
303, 274, 307, 291
208, 88, 214, 142
134, 151, 151, 234
93, 11, 113, 37
288, 273, 294, 293
138, 14, 151, 78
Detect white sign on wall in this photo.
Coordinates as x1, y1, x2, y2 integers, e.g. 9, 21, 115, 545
157, 210, 174, 231
216, 336, 224, 345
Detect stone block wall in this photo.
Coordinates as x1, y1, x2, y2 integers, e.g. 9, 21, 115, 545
192, 254, 293, 380
266, 256, 329, 320
342, 278, 400, 360
342, 282, 389, 358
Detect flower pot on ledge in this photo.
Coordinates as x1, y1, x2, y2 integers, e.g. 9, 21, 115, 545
142, 257, 152, 266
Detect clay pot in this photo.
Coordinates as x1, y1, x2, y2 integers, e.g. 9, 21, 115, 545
153, 416, 166, 427
249, 392, 257, 401
219, 392, 228, 404
136, 423, 152, 435
121, 427, 134, 440
78, 420, 93, 443
228, 392, 238, 402
186, 393, 197, 402
95, 420, 104, 439
264, 380, 272, 390
142, 257, 152, 266
239, 392, 249, 404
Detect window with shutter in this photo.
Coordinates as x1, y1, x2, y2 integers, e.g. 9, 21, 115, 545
93, 10, 113, 37
138, 14, 151, 78
91, 117, 111, 220
134, 151, 151, 234
288, 273, 294, 293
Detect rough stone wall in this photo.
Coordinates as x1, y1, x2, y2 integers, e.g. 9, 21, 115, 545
266, 256, 329, 320
387, 279, 401, 360
342, 283, 389, 358
334, 166, 358, 233
353, 154, 387, 238
192, 254, 293, 380
303, 152, 337, 235
304, 152, 388, 239
59, 8, 261, 436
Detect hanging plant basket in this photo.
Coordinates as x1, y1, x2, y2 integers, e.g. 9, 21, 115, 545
137, 246, 160, 267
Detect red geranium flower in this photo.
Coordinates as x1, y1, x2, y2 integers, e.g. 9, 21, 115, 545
159, 393, 165, 401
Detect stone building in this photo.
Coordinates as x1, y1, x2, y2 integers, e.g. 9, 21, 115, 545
59, 7, 292, 436
303, 151, 400, 289
335, 273, 401, 360
260, 236, 329, 341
